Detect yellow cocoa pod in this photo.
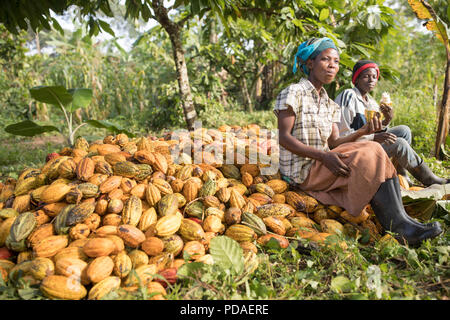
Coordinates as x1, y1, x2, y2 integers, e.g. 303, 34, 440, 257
178, 218, 205, 242
155, 214, 182, 237
55, 257, 89, 285
265, 179, 288, 194
0, 217, 16, 247
123, 264, 158, 288
86, 256, 114, 283
53, 246, 89, 264
113, 251, 132, 278
29, 257, 55, 281
183, 241, 205, 260
33, 235, 69, 258
40, 275, 87, 300
12, 194, 31, 213
263, 216, 286, 235
340, 208, 369, 224
121, 195, 143, 226
320, 219, 344, 235
257, 234, 289, 248
145, 183, 162, 207
229, 189, 246, 209
128, 249, 149, 269
138, 207, 157, 232
88, 276, 121, 300
225, 224, 257, 242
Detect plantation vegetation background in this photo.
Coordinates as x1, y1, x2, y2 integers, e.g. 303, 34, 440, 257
0, 0, 449, 300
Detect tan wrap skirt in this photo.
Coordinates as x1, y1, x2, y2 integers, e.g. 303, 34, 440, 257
298, 141, 396, 217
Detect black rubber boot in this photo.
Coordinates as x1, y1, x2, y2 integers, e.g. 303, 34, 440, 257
396, 166, 414, 187
409, 161, 450, 187
390, 174, 440, 229
370, 177, 442, 246
392, 158, 413, 186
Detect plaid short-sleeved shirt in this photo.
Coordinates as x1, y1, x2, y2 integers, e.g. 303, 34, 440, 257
274, 78, 341, 184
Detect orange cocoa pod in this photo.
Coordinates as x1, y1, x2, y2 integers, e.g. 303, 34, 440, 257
117, 224, 146, 248
76, 157, 95, 181
99, 176, 122, 194
83, 237, 116, 257
141, 237, 165, 256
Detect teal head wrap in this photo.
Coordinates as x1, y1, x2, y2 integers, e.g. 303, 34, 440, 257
293, 37, 338, 75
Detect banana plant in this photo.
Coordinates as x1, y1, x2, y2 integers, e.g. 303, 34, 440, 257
5, 85, 134, 146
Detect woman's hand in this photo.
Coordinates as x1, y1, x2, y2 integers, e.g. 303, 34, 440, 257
373, 132, 397, 145
320, 151, 351, 177
380, 104, 393, 124
359, 114, 383, 135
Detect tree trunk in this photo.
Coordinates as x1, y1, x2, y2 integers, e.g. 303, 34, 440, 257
152, 1, 197, 131
434, 55, 450, 159
241, 77, 253, 112
35, 31, 41, 55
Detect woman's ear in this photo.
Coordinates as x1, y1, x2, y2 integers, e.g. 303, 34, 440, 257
306, 59, 314, 73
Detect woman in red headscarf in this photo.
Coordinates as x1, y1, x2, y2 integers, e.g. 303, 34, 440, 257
335, 60, 449, 187
275, 40, 442, 246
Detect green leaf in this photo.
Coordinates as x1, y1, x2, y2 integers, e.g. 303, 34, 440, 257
67, 88, 93, 112
319, 8, 330, 21
85, 120, 135, 137
29, 85, 73, 106
330, 275, 352, 293
447, 3, 450, 22
51, 17, 64, 35
401, 184, 450, 221
98, 19, 115, 37
177, 261, 207, 278
5, 120, 60, 137
209, 236, 244, 275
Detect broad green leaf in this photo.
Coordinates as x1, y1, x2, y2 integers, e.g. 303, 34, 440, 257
402, 183, 450, 220
313, 0, 327, 7
29, 86, 73, 106
330, 276, 352, 293
67, 88, 93, 112
5, 120, 60, 137
209, 236, 244, 275
319, 8, 329, 21
85, 120, 135, 137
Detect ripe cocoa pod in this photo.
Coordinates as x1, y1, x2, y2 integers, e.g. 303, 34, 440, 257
83, 238, 115, 257
40, 275, 87, 300
117, 224, 145, 248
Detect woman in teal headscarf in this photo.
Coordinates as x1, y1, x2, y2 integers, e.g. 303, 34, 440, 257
274, 37, 441, 246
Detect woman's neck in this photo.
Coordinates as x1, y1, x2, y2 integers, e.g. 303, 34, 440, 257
308, 75, 323, 93
357, 87, 369, 100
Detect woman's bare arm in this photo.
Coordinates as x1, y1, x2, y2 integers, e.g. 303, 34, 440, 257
277, 107, 327, 161
277, 107, 351, 176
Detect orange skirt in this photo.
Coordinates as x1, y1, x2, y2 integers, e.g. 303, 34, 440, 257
299, 141, 396, 217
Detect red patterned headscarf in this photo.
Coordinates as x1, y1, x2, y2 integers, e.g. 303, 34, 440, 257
352, 60, 380, 85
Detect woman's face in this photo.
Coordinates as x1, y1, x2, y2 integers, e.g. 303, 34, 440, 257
355, 68, 378, 94
307, 48, 340, 84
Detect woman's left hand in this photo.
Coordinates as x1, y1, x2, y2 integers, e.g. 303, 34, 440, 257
380, 104, 393, 123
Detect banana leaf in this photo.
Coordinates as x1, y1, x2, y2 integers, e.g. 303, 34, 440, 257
401, 183, 450, 221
